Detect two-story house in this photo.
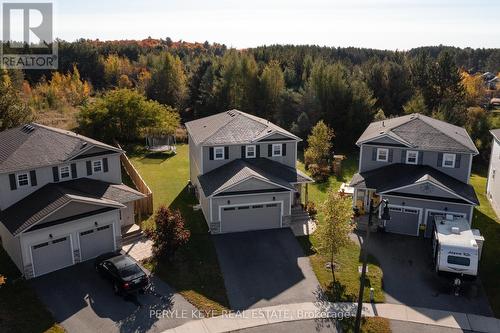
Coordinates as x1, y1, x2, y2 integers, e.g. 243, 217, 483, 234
487, 129, 500, 217
185, 110, 313, 234
0, 123, 144, 278
349, 114, 479, 237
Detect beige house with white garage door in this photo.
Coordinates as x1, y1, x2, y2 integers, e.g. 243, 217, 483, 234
186, 110, 313, 234
0, 124, 144, 278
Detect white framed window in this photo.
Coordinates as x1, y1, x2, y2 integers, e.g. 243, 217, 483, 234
272, 144, 282, 157
214, 147, 225, 160
17, 172, 30, 187
59, 165, 71, 179
406, 150, 418, 165
442, 153, 456, 168
92, 159, 103, 173
246, 145, 256, 158
376, 148, 389, 162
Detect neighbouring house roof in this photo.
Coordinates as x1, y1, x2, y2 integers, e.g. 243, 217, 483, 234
185, 110, 300, 145
0, 178, 145, 236
0, 123, 122, 174
491, 129, 500, 142
356, 114, 478, 154
198, 158, 313, 197
349, 164, 479, 205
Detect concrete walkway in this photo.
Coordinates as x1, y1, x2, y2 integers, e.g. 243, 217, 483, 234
161, 302, 500, 333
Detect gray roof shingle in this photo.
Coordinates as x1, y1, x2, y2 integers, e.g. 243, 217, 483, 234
0, 178, 145, 236
0, 123, 122, 174
198, 158, 312, 197
356, 114, 478, 154
185, 110, 300, 145
349, 164, 479, 205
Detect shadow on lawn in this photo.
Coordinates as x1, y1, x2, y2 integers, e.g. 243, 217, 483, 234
147, 185, 230, 313
139, 151, 176, 164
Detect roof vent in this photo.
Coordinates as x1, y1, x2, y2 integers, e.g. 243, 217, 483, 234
81, 142, 88, 149
382, 121, 385, 127
451, 226, 460, 235
21, 124, 35, 133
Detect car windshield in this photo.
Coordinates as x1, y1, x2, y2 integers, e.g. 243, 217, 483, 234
119, 264, 143, 278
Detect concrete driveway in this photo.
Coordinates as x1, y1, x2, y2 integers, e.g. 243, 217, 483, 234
31, 261, 197, 333
355, 231, 493, 316
213, 229, 321, 310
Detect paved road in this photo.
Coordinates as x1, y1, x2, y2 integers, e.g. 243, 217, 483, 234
353, 231, 493, 316
31, 261, 196, 333
213, 229, 321, 310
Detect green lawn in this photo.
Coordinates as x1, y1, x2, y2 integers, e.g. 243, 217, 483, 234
127, 144, 229, 315
297, 155, 388, 332
0, 248, 64, 333
470, 170, 500, 317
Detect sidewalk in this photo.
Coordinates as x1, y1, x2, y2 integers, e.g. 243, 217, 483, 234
161, 302, 500, 333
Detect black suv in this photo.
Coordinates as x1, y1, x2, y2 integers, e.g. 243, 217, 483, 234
95, 253, 150, 295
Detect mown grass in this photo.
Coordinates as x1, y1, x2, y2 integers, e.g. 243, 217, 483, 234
296, 154, 389, 332
0, 248, 64, 333
128, 144, 230, 315
470, 169, 500, 317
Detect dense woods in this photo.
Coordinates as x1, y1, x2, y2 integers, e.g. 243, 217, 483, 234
1, 39, 500, 159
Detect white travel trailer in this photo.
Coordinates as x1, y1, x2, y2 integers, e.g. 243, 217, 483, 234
432, 216, 484, 279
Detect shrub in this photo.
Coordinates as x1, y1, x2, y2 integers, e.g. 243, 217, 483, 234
305, 201, 318, 219
145, 206, 190, 260
308, 163, 331, 182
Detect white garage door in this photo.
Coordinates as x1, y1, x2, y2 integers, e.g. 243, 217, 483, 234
32, 236, 73, 277
384, 206, 421, 236
221, 203, 281, 233
79, 224, 115, 261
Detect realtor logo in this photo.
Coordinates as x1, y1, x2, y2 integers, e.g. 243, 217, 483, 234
1, 2, 57, 69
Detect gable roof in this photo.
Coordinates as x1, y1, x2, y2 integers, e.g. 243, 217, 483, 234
0, 178, 144, 236
185, 110, 300, 145
491, 129, 500, 142
0, 123, 122, 174
349, 164, 479, 205
198, 158, 312, 197
356, 114, 478, 154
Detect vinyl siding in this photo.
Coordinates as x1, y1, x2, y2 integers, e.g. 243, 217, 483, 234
202, 141, 297, 173
359, 144, 472, 183
487, 137, 500, 217
0, 153, 122, 210
0, 222, 23, 271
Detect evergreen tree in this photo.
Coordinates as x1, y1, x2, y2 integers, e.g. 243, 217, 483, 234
147, 53, 187, 109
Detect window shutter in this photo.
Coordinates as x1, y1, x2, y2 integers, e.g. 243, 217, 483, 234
52, 166, 59, 182
86, 161, 92, 175
241, 146, 246, 158
256, 145, 260, 157
401, 150, 406, 163
372, 147, 377, 161
30, 170, 37, 186
418, 151, 424, 165
388, 149, 393, 162
209, 147, 214, 160
268, 144, 272, 157
71, 163, 77, 178
437, 153, 443, 167
9, 174, 17, 190
282, 143, 287, 156
103, 158, 109, 172
224, 147, 229, 160
455, 154, 461, 168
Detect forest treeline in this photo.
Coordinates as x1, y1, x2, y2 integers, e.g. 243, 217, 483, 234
1, 39, 500, 159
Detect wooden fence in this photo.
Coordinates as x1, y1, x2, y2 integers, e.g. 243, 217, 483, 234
116, 143, 154, 219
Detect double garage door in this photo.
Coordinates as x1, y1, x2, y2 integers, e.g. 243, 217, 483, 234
31, 224, 115, 277
221, 202, 281, 233
384, 206, 421, 236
